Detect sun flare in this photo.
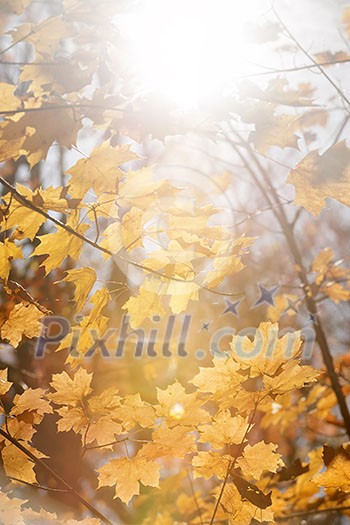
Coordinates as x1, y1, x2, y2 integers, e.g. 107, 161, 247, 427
118, 0, 264, 109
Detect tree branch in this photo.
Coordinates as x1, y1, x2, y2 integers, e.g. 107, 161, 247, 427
0, 427, 113, 525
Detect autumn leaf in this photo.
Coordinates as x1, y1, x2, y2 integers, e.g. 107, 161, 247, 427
49, 368, 93, 406
66, 143, 138, 198
0, 239, 23, 281
0, 369, 12, 396
98, 454, 160, 503
287, 141, 350, 215
11, 388, 53, 425
32, 214, 89, 274
198, 410, 250, 449
59, 267, 97, 312
315, 445, 350, 492
0, 302, 43, 348
237, 441, 283, 480
156, 380, 210, 427
192, 451, 231, 480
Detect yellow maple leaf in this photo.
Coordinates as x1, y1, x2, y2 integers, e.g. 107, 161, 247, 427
199, 410, 250, 449
112, 393, 155, 431
192, 451, 231, 480
33, 215, 89, 274
287, 141, 350, 215
98, 454, 160, 503
0, 82, 20, 110
67, 142, 138, 198
58, 288, 111, 361
0, 369, 12, 396
315, 446, 350, 492
230, 322, 303, 378
156, 381, 210, 428
139, 425, 196, 459
0, 303, 43, 348
2, 443, 45, 485
11, 388, 52, 425
49, 368, 93, 406
59, 267, 97, 312
191, 356, 243, 400
219, 482, 274, 524
122, 278, 165, 328
0, 239, 23, 281
237, 441, 283, 480
263, 360, 319, 393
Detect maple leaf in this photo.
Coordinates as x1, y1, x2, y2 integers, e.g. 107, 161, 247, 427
122, 278, 165, 328
156, 381, 210, 428
315, 446, 350, 492
11, 388, 53, 425
66, 142, 138, 198
192, 451, 231, 480
0, 368, 12, 396
0, 82, 20, 110
32, 214, 89, 274
312, 248, 334, 284
57, 288, 110, 360
2, 442, 45, 484
112, 393, 155, 431
287, 141, 350, 215
263, 360, 319, 394
199, 410, 250, 449
0, 302, 43, 348
219, 482, 274, 524
190, 356, 243, 401
0, 101, 82, 167
49, 368, 93, 406
237, 441, 283, 480
98, 454, 160, 503
0, 239, 23, 281
230, 322, 303, 378
139, 425, 196, 459
56, 405, 88, 434
59, 267, 97, 312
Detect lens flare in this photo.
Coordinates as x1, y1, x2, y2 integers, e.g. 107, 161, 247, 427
118, 0, 265, 108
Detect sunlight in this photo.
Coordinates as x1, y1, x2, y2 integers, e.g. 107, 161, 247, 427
118, 0, 264, 109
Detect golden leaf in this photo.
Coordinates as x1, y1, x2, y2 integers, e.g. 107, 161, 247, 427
192, 451, 231, 480
98, 454, 160, 504
315, 446, 350, 492
0, 303, 42, 348
49, 368, 93, 406
11, 388, 53, 425
237, 441, 283, 480
0, 369, 12, 396
67, 143, 138, 198
156, 380, 210, 428
0, 239, 23, 281
199, 410, 250, 449
33, 216, 89, 275
59, 267, 97, 312
230, 322, 303, 378
287, 141, 350, 215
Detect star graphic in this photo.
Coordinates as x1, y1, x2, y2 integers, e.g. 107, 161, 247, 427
200, 321, 211, 332
223, 299, 241, 316
285, 297, 300, 314
309, 312, 318, 323
254, 284, 279, 307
